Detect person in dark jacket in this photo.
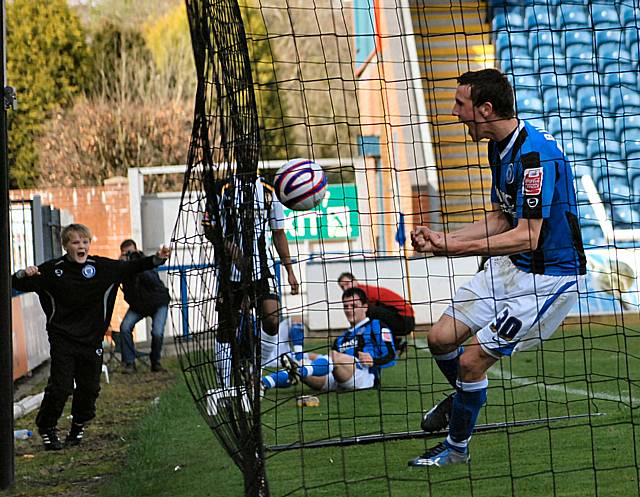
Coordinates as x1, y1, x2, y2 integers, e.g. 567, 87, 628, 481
118, 239, 171, 374
12, 224, 170, 451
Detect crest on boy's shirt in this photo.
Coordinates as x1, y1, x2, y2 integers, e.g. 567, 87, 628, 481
82, 265, 96, 279
381, 329, 393, 342
523, 167, 543, 196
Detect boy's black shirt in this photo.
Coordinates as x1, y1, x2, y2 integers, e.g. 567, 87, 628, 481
12, 255, 158, 349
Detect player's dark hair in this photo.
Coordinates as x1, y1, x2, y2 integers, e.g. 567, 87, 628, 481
457, 68, 515, 119
120, 239, 138, 251
337, 271, 355, 284
342, 287, 368, 304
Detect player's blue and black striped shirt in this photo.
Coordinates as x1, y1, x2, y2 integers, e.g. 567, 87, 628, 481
489, 120, 586, 276
332, 317, 396, 378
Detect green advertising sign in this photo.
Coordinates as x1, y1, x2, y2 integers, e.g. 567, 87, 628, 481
283, 184, 360, 240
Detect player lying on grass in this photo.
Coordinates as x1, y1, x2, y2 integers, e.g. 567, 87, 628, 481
407, 68, 586, 468
262, 287, 396, 392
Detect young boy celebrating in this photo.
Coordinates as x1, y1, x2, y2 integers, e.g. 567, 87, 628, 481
12, 224, 171, 450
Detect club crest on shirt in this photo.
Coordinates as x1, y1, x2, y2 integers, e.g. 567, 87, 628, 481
54, 269, 63, 277
523, 167, 543, 196
506, 163, 514, 184
82, 265, 96, 279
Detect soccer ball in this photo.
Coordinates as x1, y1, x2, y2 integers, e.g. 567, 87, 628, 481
273, 158, 328, 211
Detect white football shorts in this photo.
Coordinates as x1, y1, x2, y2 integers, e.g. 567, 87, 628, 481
444, 256, 586, 358
317, 354, 376, 391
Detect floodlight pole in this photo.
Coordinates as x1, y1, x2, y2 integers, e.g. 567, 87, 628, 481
0, 0, 14, 490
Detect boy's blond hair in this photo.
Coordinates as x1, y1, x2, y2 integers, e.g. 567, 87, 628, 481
61, 224, 92, 246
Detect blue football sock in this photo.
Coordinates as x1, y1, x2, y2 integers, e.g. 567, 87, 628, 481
289, 322, 305, 361
433, 346, 464, 388
300, 356, 330, 378
262, 370, 292, 389
447, 378, 488, 450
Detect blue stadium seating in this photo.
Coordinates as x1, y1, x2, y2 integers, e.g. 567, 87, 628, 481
577, 93, 608, 115
560, 139, 587, 161
546, 116, 580, 137
615, 115, 640, 142
513, 74, 539, 91
587, 140, 622, 161
604, 70, 637, 89
543, 90, 574, 114
591, 3, 621, 28
540, 72, 568, 90
622, 140, 640, 160
581, 224, 606, 247
565, 45, 596, 74
609, 90, 640, 116
597, 49, 633, 75
515, 89, 541, 107
492, 11, 524, 32
562, 31, 593, 51
495, 31, 528, 60
501, 56, 538, 76
582, 116, 615, 141
620, 5, 640, 27
556, 4, 589, 30
533, 45, 564, 72
528, 30, 558, 53
595, 30, 625, 54
525, 5, 554, 29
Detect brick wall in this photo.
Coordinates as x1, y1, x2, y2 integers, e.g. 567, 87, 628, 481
10, 178, 133, 329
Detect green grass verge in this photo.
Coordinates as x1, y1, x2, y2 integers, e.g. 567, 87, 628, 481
8, 321, 640, 497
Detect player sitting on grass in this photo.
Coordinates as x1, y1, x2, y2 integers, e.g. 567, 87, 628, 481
262, 287, 396, 392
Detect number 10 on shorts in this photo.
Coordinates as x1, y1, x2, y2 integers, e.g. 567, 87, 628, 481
494, 309, 523, 341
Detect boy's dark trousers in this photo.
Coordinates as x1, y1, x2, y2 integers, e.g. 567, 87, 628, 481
35, 338, 103, 430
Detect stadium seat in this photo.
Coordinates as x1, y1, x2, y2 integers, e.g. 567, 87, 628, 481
497, 45, 530, 64
540, 72, 569, 91
615, 115, 640, 142
620, 5, 640, 28
546, 116, 580, 137
580, 224, 606, 247
494, 31, 528, 59
597, 49, 633, 75
518, 96, 543, 113
528, 30, 558, 53
577, 92, 607, 115
560, 139, 587, 161
501, 56, 538, 77
609, 90, 640, 116
626, 27, 640, 52
534, 45, 565, 72
582, 116, 615, 141
622, 140, 640, 160
595, 30, 624, 54
573, 162, 593, 179
604, 70, 637, 89
562, 31, 593, 51
525, 5, 554, 30
492, 12, 524, 32
513, 74, 539, 92
591, 3, 621, 28
556, 4, 589, 30
565, 45, 596, 74
587, 139, 622, 160
543, 91, 575, 115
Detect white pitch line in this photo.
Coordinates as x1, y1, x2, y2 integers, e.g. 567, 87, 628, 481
488, 368, 633, 404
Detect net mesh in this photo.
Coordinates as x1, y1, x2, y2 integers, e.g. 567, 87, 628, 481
170, 1, 640, 496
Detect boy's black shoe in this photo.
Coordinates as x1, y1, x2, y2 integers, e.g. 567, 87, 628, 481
65, 423, 85, 446
151, 362, 167, 373
39, 427, 63, 451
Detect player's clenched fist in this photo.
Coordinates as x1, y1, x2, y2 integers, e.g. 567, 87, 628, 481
411, 226, 434, 253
